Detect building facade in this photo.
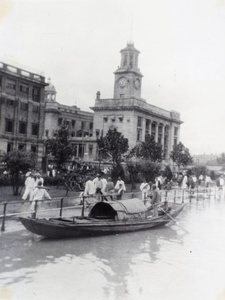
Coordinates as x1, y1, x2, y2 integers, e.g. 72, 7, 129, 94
0, 43, 183, 171
0, 63, 94, 170
0, 62, 47, 165
92, 43, 183, 161
44, 80, 94, 168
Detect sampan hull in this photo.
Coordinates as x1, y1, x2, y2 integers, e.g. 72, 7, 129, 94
19, 203, 185, 239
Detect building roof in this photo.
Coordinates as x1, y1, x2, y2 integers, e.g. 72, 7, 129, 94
45, 77, 56, 92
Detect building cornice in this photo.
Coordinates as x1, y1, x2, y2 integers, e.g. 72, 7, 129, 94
91, 98, 183, 124
0, 62, 47, 86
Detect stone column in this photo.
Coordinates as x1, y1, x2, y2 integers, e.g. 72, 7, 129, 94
142, 117, 145, 141
149, 121, 152, 136
168, 124, 173, 156
161, 124, 165, 149
155, 122, 158, 143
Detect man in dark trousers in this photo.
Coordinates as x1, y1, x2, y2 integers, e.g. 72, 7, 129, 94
151, 184, 161, 217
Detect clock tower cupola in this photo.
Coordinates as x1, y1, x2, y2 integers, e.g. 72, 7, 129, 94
113, 43, 143, 99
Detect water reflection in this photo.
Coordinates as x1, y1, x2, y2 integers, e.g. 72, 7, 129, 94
1, 204, 206, 300
1, 199, 225, 299
0, 225, 183, 294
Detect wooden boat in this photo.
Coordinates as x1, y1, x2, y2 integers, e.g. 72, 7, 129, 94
19, 198, 186, 239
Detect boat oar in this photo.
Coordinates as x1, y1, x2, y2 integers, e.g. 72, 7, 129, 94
159, 207, 189, 234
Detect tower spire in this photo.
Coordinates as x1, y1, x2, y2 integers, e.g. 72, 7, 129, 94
130, 13, 133, 43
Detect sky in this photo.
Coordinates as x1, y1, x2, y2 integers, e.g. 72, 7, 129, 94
1, 0, 225, 156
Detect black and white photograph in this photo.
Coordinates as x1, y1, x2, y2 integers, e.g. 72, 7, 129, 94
1, 0, 225, 299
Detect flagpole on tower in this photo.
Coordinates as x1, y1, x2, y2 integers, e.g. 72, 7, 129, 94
130, 13, 133, 43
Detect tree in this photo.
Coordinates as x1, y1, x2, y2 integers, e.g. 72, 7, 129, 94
163, 165, 173, 181
217, 153, 225, 166
128, 134, 163, 162
45, 126, 75, 171
1, 150, 37, 195
170, 142, 193, 168
187, 165, 208, 178
97, 128, 129, 166
126, 158, 161, 187
138, 160, 162, 183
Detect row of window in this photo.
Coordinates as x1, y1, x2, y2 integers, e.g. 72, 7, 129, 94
71, 143, 94, 157
3, 78, 41, 102
137, 117, 172, 143
103, 116, 123, 123
137, 116, 172, 132
7, 143, 37, 153
5, 119, 39, 135
137, 128, 170, 144
58, 118, 93, 130
6, 98, 40, 112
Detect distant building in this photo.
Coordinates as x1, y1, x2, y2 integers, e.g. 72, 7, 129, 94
92, 43, 183, 161
193, 154, 219, 165
43, 78, 94, 170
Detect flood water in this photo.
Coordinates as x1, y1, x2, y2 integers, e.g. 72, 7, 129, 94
1, 196, 225, 300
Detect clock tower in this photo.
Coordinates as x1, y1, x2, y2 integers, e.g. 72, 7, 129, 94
113, 43, 143, 99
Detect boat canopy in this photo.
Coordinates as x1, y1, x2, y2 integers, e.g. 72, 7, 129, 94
88, 198, 148, 221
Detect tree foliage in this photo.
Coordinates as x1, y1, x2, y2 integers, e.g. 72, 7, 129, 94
170, 142, 193, 168
45, 126, 75, 170
128, 134, 163, 162
187, 165, 208, 178
97, 128, 129, 166
1, 150, 37, 195
217, 153, 225, 166
127, 158, 161, 184
163, 165, 173, 181
111, 163, 125, 183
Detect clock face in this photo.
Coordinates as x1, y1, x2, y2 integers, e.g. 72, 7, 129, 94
134, 79, 140, 89
119, 77, 127, 88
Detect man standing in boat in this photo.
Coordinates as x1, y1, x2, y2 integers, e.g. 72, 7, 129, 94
140, 179, 150, 201
150, 184, 161, 217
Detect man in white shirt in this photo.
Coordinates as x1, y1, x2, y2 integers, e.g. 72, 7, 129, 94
82, 176, 96, 205
22, 173, 36, 201
31, 181, 51, 211
115, 177, 126, 192
93, 174, 103, 195
84, 176, 95, 196
140, 179, 150, 200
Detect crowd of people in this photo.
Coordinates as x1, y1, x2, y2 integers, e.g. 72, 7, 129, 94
20, 166, 225, 218
81, 174, 126, 204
